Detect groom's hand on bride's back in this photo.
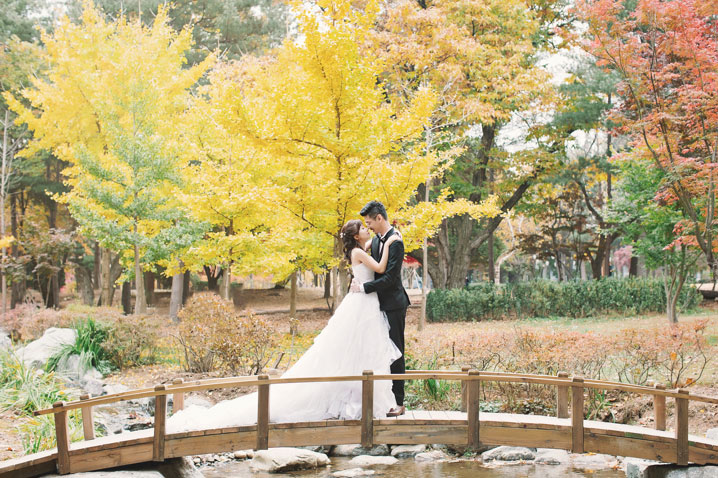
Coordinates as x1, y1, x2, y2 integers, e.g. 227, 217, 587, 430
350, 278, 363, 293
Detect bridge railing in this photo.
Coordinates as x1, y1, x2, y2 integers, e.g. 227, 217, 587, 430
34, 370, 718, 473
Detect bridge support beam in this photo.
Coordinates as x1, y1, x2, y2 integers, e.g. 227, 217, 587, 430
361, 370, 374, 448
467, 370, 480, 450
460, 366, 470, 412
172, 378, 185, 412
53, 401, 71, 475
80, 394, 95, 441
571, 377, 584, 453
556, 372, 569, 419
653, 383, 666, 431
676, 389, 689, 466
257, 375, 270, 450
153, 384, 167, 462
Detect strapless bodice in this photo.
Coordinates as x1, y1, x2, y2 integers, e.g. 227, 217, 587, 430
352, 263, 375, 283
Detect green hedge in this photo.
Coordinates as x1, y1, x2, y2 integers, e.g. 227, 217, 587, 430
426, 278, 703, 322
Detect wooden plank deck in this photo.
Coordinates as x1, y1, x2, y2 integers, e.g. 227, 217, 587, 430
5, 411, 718, 477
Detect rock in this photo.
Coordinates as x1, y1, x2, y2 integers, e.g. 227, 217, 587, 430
332, 469, 376, 477
184, 396, 213, 409
16, 327, 76, 368
664, 467, 718, 478
534, 448, 570, 465
481, 446, 536, 462
446, 444, 493, 456
42, 472, 165, 478
301, 445, 333, 454
348, 455, 398, 466
570, 453, 619, 470
624, 458, 662, 478
415, 450, 448, 462
331, 444, 389, 456
0, 329, 11, 350
103, 383, 130, 396
81, 372, 105, 396
391, 444, 427, 458
250, 447, 330, 473
707, 429, 718, 441
153, 457, 204, 478
233, 450, 252, 460
332, 444, 361, 456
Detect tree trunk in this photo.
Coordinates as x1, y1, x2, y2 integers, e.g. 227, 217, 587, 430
133, 239, 146, 314
629, 256, 639, 277
204, 265, 220, 291
323, 271, 331, 299
221, 262, 231, 300
121, 281, 132, 315
100, 248, 112, 306
182, 270, 190, 305
289, 271, 297, 318
75, 266, 94, 305
144, 270, 154, 306
169, 261, 184, 322
487, 231, 495, 284
93, 242, 100, 290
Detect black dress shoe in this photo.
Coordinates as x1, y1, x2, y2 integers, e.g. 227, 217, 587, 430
386, 405, 406, 417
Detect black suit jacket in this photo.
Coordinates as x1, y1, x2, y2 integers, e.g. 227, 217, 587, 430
363, 228, 410, 311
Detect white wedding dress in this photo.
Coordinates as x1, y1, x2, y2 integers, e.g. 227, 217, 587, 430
166, 263, 401, 433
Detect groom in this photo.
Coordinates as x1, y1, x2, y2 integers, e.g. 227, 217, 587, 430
351, 200, 410, 417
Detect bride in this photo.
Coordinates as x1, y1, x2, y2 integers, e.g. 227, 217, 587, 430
166, 219, 402, 433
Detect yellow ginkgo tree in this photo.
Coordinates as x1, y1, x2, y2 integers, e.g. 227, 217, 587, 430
227, 0, 499, 305
6, 4, 214, 314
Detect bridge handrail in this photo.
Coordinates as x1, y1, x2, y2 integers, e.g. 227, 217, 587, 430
34, 369, 717, 416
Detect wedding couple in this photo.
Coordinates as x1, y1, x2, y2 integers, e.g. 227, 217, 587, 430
167, 200, 409, 432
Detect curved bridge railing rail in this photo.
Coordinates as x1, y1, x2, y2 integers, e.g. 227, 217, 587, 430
4, 369, 718, 477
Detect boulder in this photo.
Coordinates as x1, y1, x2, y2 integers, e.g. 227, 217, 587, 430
348, 455, 398, 466
706, 428, 718, 442
0, 329, 11, 350
103, 384, 130, 396
391, 444, 426, 458
664, 467, 718, 478
534, 448, 570, 465
331, 444, 389, 456
415, 450, 448, 462
332, 469, 376, 477
570, 453, 619, 471
624, 458, 663, 478
250, 447, 330, 473
300, 445, 333, 454
481, 446, 536, 462
16, 327, 76, 368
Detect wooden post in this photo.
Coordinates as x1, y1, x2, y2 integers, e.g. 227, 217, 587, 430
361, 370, 374, 448
257, 375, 269, 451
80, 394, 95, 441
676, 388, 689, 466
571, 377, 584, 453
153, 385, 167, 462
556, 371, 569, 419
460, 366, 470, 412
467, 370, 481, 450
54, 401, 71, 475
654, 383, 666, 431
172, 378, 184, 412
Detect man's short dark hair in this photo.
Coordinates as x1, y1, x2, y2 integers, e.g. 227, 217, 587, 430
360, 200, 388, 220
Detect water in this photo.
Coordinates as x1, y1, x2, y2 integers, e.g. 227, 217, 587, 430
202, 457, 626, 478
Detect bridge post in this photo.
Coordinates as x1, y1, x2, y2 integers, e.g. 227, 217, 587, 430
80, 394, 95, 441
153, 384, 167, 462
556, 372, 569, 419
571, 377, 584, 454
653, 383, 666, 431
676, 389, 689, 466
467, 370, 480, 450
172, 378, 185, 412
53, 401, 71, 475
461, 366, 470, 412
257, 375, 270, 450
361, 370, 374, 448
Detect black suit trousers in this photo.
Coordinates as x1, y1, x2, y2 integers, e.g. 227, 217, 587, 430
385, 307, 407, 406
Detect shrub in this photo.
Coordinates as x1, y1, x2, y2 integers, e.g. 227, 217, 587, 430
176, 293, 276, 374
0, 349, 72, 414
103, 314, 161, 369
46, 318, 114, 376
427, 277, 703, 322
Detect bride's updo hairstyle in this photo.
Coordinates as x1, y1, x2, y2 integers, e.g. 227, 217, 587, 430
340, 219, 362, 261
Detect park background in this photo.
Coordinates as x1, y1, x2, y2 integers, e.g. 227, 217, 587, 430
0, 0, 717, 464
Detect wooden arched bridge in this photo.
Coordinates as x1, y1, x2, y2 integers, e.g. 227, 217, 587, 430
3, 370, 718, 477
